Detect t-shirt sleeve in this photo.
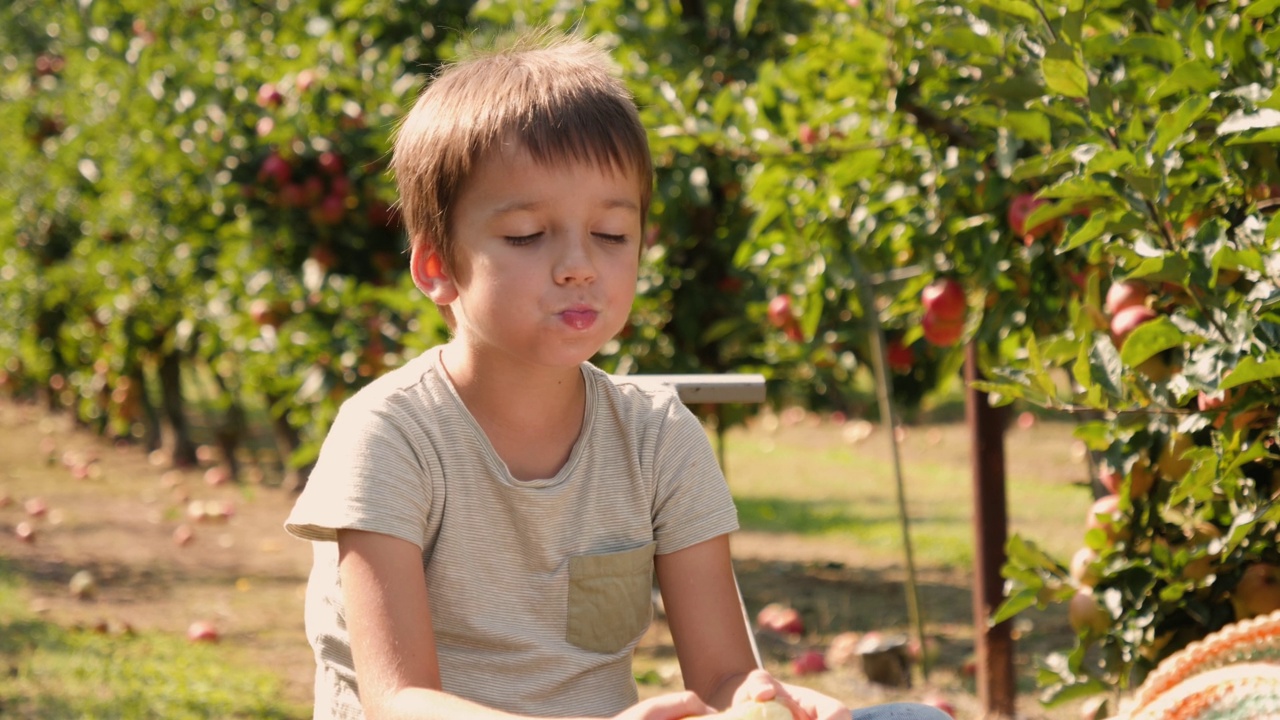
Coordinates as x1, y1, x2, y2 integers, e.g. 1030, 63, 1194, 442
650, 398, 740, 556
284, 398, 432, 549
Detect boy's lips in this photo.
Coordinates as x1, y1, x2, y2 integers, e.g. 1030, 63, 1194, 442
558, 307, 599, 330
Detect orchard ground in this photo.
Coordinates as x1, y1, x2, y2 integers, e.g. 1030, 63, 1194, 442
0, 397, 1103, 719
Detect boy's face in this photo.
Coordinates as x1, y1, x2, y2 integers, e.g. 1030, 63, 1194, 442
414, 141, 643, 369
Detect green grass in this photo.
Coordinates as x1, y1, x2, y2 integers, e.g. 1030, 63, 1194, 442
0, 562, 308, 720
721, 416, 1095, 569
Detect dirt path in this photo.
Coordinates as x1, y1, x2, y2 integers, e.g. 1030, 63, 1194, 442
0, 400, 1081, 719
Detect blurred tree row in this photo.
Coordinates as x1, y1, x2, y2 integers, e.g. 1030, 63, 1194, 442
3, 0, 1280, 708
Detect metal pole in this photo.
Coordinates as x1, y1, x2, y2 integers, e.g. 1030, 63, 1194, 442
964, 343, 1015, 717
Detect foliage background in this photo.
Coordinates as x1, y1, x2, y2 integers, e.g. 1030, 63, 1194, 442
2, 0, 1279, 707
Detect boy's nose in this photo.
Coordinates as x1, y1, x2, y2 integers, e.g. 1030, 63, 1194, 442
554, 235, 597, 285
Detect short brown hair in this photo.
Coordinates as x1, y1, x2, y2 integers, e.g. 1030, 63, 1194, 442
392, 30, 653, 273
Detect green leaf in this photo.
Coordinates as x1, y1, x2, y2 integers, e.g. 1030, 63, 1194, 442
1220, 356, 1280, 389
1109, 34, 1185, 64
1268, 211, 1280, 241
1217, 109, 1280, 136
1225, 127, 1280, 145
992, 587, 1039, 625
1042, 46, 1089, 99
1119, 317, 1188, 366
732, 0, 761, 34
976, 0, 1042, 23
1152, 96, 1210, 155
1244, 0, 1280, 19
1150, 61, 1220, 102
1058, 212, 1108, 252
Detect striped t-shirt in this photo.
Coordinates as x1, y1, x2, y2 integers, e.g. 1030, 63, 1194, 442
284, 348, 740, 719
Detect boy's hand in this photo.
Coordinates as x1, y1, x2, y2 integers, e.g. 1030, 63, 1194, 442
729, 669, 849, 720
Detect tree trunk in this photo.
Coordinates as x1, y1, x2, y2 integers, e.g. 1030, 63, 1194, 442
209, 371, 246, 482
157, 349, 198, 467
265, 391, 312, 492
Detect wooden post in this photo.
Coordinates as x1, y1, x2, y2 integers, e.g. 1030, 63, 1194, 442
964, 343, 1015, 718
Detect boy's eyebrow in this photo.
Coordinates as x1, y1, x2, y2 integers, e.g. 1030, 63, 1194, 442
489, 197, 640, 216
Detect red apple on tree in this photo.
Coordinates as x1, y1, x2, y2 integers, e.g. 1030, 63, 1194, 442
1110, 305, 1157, 349
886, 338, 913, 373
921, 278, 965, 322
1104, 280, 1150, 316
256, 82, 283, 108
767, 295, 795, 329
1008, 193, 1059, 244
1231, 563, 1280, 620
1068, 590, 1109, 637
311, 194, 347, 226
318, 151, 345, 176
257, 152, 292, 186
922, 312, 964, 347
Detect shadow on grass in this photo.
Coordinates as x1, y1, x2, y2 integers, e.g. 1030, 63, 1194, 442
734, 497, 968, 536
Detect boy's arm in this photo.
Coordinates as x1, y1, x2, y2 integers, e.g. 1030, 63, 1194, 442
338, 529, 714, 720
655, 535, 850, 720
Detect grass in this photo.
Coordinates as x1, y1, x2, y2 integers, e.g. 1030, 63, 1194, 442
0, 563, 308, 719
720, 411, 1096, 570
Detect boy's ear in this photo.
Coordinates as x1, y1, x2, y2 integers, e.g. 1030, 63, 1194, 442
410, 241, 457, 305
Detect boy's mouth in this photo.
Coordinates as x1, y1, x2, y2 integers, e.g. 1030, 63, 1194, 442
559, 308, 598, 330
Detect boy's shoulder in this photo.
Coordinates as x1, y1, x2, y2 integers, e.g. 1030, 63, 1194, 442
337, 350, 444, 418
586, 364, 690, 423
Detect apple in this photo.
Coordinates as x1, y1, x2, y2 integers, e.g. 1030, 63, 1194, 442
886, 338, 913, 373
797, 124, 818, 146
256, 82, 283, 108
1098, 460, 1154, 499
187, 620, 220, 643
756, 602, 804, 635
318, 151, 344, 176
173, 524, 195, 547
1110, 305, 1157, 349
922, 312, 964, 347
296, 68, 318, 92
1008, 193, 1058, 244
14, 521, 35, 543
1156, 433, 1195, 480
1016, 411, 1037, 429
1086, 494, 1125, 543
257, 152, 292, 186
68, 570, 96, 600
1105, 280, 1150, 316
790, 649, 827, 675
248, 298, 281, 327
24, 497, 48, 517
1067, 590, 1109, 636
1070, 546, 1101, 587
921, 694, 956, 718
203, 466, 230, 487
921, 279, 966, 321
1231, 563, 1280, 620
702, 700, 792, 720
825, 631, 862, 668
311, 194, 347, 226
767, 295, 794, 329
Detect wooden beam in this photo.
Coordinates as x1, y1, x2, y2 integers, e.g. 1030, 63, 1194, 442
610, 374, 767, 405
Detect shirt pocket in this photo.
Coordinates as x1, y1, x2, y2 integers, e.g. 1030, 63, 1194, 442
565, 542, 656, 654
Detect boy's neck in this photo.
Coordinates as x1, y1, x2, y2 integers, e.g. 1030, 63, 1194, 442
438, 341, 586, 428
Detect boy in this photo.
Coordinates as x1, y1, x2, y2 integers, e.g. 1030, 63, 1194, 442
286, 30, 946, 720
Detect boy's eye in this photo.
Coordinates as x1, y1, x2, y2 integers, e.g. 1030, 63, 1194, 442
594, 233, 628, 244
504, 233, 542, 246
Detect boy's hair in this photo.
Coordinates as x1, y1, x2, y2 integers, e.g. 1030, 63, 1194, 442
392, 29, 653, 275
